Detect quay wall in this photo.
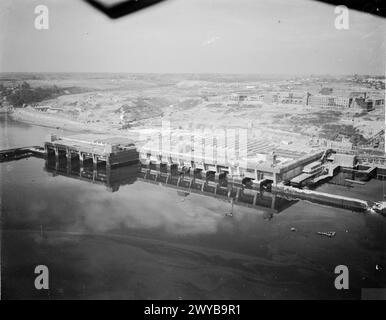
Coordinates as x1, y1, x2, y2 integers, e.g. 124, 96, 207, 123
0, 146, 43, 162
272, 185, 369, 212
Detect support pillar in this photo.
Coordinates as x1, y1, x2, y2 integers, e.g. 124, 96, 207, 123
93, 168, 97, 182
92, 153, 98, 169
44, 144, 49, 158
271, 194, 277, 210
66, 148, 72, 168
253, 192, 258, 206
106, 165, 111, 186
166, 163, 177, 172
235, 188, 241, 202
79, 151, 84, 167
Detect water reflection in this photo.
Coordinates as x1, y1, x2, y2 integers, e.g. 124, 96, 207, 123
44, 155, 296, 214
45, 156, 138, 192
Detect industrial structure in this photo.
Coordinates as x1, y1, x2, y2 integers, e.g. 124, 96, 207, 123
223, 90, 384, 110
2, 133, 385, 214
44, 134, 139, 168
138, 131, 325, 186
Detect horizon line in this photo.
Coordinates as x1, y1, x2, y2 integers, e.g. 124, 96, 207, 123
0, 71, 385, 78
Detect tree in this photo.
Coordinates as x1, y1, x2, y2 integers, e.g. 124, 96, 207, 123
21, 81, 31, 90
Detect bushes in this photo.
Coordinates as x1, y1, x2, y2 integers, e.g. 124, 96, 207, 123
7, 82, 64, 107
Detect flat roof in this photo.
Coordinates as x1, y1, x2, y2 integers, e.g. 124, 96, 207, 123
47, 134, 135, 155
53, 134, 135, 146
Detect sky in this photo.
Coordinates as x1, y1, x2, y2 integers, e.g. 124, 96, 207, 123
0, 0, 385, 75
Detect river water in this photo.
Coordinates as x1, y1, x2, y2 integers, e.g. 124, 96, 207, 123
1, 114, 385, 299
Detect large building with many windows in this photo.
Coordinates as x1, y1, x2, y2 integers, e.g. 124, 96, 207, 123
271, 92, 307, 105
307, 95, 351, 108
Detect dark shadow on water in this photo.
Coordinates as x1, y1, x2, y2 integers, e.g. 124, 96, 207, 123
44, 155, 296, 213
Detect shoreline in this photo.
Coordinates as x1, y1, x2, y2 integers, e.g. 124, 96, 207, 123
4, 109, 154, 146
10, 108, 109, 134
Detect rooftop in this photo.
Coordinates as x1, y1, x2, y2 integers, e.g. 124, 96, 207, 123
47, 134, 135, 155
140, 131, 307, 170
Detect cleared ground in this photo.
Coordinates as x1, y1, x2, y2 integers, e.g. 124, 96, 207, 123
2, 73, 384, 152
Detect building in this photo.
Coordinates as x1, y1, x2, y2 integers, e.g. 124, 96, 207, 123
246, 94, 265, 102
334, 96, 351, 108
271, 92, 306, 105
35, 105, 64, 113
307, 94, 351, 108
331, 153, 357, 168
308, 95, 335, 107
372, 98, 385, 108
45, 134, 139, 167
139, 130, 324, 185
229, 93, 248, 102
351, 97, 374, 112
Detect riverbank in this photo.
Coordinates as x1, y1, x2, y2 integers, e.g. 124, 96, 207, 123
4, 110, 155, 148
10, 108, 109, 133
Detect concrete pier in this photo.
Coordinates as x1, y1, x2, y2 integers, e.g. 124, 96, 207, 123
0, 146, 44, 162
272, 184, 370, 212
